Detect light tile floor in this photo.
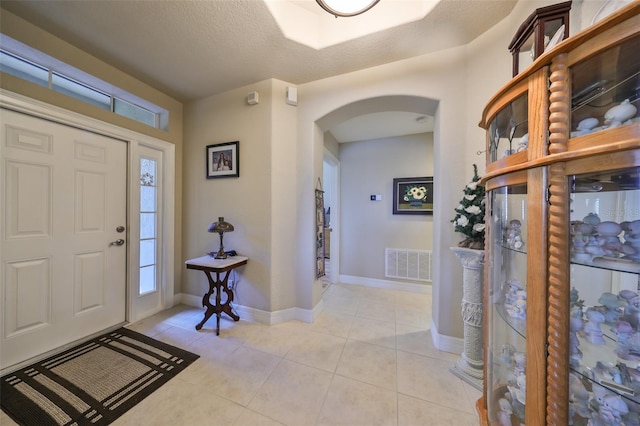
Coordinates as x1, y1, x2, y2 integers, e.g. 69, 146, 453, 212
2, 284, 481, 426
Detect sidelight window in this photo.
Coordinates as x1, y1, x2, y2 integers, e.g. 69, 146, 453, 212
139, 157, 158, 295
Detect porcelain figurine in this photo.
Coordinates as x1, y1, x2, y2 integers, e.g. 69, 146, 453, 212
507, 299, 527, 319
505, 219, 524, 250
573, 117, 600, 136
621, 220, 640, 260
620, 290, 638, 301
571, 287, 585, 310
586, 235, 607, 258
598, 292, 624, 324
619, 290, 638, 303
504, 390, 525, 422
596, 221, 633, 257
599, 395, 629, 426
498, 398, 513, 426
626, 295, 640, 315
503, 279, 523, 307
573, 221, 595, 236
578, 117, 599, 131
584, 309, 606, 344
507, 381, 526, 407
515, 133, 528, 152
513, 352, 525, 378
584, 213, 601, 227
623, 411, 640, 426
570, 309, 584, 366
592, 361, 613, 383
613, 320, 635, 360
620, 295, 640, 330
572, 232, 592, 262
626, 332, 640, 360
604, 99, 637, 128
628, 365, 640, 383
500, 343, 516, 366
503, 148, 514, 158
569, 373, 591, 424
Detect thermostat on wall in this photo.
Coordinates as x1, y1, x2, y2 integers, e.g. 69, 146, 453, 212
370, 194, 382, 201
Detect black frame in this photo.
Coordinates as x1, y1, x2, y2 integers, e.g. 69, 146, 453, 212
393, 176, 434, 215
315, 189, 325, 278
206, 141, 239, 179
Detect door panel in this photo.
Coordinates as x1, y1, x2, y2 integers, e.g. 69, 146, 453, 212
4, 258, 51, 337
1, 109, 127, 370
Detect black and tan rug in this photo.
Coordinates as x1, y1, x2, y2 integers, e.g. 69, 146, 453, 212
1, 328, 199, 425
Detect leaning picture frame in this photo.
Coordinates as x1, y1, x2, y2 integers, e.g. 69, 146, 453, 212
206, 141, 239, 179
393, 176, 434, 215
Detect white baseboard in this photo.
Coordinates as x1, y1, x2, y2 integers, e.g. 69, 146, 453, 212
339, 274, 432, 294
177, 293, 323, 325
431, 319, 463, 355
172, 293, 182, 307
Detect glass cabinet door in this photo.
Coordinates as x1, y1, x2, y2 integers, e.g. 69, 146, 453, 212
487, 183, 528, 424
488, 94, 529, 163
569, 166, 640, 425
570, 34, 639, 138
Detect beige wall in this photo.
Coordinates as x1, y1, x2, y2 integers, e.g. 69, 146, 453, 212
183, 79, 301, 312
0, 8, 186, 294
297, 47, 469, 338
339, 133, 434, 282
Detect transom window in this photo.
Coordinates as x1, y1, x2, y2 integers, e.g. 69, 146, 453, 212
0, 47, 167, 130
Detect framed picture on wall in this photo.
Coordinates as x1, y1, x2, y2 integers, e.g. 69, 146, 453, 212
315, 188, 325, 278
206, 141, 239, 179
393, 176, 433, 215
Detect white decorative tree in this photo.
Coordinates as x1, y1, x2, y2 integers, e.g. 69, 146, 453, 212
452, 164, 486, 249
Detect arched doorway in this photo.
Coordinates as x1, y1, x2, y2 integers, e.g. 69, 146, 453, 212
316, 95, 439, 292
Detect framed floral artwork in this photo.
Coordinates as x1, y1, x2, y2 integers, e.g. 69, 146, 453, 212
206, 141, 239, 179
393, 177, 433, 215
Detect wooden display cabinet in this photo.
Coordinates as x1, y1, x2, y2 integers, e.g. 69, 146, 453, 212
478, 4, 640, 424
508, 1, 572, 77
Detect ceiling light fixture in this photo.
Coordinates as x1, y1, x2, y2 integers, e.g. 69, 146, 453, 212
316, 0, 381, 17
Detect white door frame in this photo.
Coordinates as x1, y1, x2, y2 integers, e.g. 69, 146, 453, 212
0, 89, 175, 324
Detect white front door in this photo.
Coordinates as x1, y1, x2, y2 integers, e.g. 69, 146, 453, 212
0, 108, 127, 370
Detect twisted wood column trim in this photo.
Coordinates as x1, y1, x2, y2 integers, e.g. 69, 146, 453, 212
547, 53, 570, 426
549, 53, 569, 155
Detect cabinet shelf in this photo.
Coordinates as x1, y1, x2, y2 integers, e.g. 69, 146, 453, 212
571, 257, 640, 275
495, 302, 527, 338
499, 244, 527, 255
572, 331, 640, 404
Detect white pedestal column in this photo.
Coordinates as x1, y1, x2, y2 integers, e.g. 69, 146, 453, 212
449, 246, 484, 390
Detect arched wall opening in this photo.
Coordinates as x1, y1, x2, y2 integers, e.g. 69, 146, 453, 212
312, 93, 439, 321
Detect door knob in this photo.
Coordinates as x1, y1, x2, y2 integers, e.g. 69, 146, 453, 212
110, 239, 125, 246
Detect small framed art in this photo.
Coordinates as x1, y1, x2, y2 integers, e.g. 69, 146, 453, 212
393, 176, 434, 215
206, 141, 239, 179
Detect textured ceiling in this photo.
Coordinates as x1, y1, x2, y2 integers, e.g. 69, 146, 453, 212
1, 0, 517, 102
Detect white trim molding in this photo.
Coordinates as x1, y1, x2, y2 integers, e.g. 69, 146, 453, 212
179, 293, 324, 325
339, 274, 432, 294
430, 318, 463, 355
